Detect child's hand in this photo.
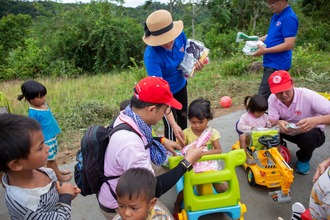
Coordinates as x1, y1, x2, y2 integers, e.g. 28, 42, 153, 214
56, 181, 75, 196
72, 186, 81, 200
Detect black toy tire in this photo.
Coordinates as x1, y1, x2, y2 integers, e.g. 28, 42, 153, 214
247, 168, 256, 186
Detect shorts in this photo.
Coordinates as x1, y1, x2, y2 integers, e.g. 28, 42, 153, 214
45, 137, 58, 160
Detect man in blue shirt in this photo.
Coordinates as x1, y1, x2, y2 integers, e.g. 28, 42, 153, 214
254, 0, 299, 101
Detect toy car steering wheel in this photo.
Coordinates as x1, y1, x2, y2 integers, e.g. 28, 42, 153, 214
258, 135, 280, 149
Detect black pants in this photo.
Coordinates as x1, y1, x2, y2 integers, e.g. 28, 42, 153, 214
163, 83, 188, 141
281, 128, 325, 162
258, 67, 277, 101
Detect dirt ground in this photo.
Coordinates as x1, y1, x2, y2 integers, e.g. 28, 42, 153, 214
56, 104, 245, 165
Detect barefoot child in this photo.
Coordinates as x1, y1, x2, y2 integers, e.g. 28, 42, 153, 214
113, 167, 172, 220
0, 114, 80, 219
18, 80, 71, 182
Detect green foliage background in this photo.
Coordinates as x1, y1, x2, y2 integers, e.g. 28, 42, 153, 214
0, 0, 330, 150
0, 0, 330, 79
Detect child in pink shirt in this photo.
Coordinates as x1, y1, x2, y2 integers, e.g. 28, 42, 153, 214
237, 94, 271, 164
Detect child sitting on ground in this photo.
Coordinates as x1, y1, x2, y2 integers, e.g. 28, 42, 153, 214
18, 80, 72, 182
113, 167, 172, 220
237, 94, 271, 164
174, 98, 228, 215
0, 113, 80, 219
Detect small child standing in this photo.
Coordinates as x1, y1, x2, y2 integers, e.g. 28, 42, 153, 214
113, 167, 172, 220
18, 80, 71, 182
237, 94, 271, 164
174, 98, 228, 215
0, 114, 80, 219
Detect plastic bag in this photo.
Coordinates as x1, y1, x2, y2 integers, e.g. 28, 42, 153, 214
178, 39, 209, 79
181, 126, 213, 155
242, 40, 266, 55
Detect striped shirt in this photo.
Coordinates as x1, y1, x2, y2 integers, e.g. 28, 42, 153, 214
309, 167, 330, 220
2, 168, 72, 220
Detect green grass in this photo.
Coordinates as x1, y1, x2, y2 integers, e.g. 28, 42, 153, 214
1, 54, 329, 156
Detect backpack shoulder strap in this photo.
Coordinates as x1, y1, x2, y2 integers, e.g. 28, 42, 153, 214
104, 122, 149, 200
108, 123, 153, 149
107, 122, 137, 137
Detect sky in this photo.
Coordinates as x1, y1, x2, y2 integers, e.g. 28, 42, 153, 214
58, 0, 169, 8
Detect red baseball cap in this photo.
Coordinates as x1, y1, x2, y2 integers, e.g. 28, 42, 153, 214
268, 70, 293, 94
134, 76, 182, 110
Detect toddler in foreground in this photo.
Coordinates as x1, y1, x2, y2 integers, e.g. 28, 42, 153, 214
113, 167, 172, 220
0, 114, 80, 219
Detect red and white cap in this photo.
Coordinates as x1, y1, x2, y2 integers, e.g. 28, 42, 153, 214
268, 70, 293, 94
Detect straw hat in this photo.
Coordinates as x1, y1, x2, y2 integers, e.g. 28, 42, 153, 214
143, 10, 183, 46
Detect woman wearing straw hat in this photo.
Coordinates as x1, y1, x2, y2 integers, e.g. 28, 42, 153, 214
143, 9, 204, 145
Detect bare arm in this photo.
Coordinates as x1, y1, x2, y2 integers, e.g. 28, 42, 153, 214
202, 139, 222, 155
296, 115, 330, 133
165, 112, 185, 145
313, 157, 330, 183
258, 34, 267, 42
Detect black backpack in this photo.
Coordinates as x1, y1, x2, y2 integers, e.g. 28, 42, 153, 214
74, 122, 141, 198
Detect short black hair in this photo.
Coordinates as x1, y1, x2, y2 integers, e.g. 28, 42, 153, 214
17, 80, 47, 102
119, 99, 131, 111
116, 167, 156, 202
130, 95, 163, 109
188, 97, 213, 120
0, 114, 41, 172
244, 94, 268, 113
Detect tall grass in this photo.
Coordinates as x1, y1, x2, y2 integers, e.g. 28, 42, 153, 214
1, 52, 329, 155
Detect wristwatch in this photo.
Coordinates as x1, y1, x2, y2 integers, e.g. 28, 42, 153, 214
180, 159, 193, 172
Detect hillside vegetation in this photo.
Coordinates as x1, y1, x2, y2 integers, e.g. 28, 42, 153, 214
1, 0, 329, 162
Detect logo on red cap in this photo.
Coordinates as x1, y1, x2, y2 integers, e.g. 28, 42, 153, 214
268, 70, 293, 94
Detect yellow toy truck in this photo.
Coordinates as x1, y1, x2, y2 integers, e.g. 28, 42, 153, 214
232, 129, 294, 204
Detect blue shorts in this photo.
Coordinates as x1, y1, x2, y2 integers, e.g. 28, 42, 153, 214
45, 137, 58, 161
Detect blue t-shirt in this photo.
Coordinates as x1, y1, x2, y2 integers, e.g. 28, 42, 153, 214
264, 6, 299, 70
28, 104, 61, 141
144, 31, 187, 94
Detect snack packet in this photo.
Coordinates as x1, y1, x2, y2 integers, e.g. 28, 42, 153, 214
178, 39, 210, 79
242, 40, 266, 55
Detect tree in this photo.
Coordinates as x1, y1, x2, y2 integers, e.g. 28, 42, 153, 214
301, 0, 330, 22
0, 14, 32, 64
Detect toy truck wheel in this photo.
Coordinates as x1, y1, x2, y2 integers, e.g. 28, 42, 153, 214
247, 168, 256, 186
279, 145, 291, 163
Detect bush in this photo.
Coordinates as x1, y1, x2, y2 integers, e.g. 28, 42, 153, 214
2, 38, 48, 79
204, 28, 241, 57
61, 100, 117, 130
291, 43, 326, 76
218, 54, 253, 76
